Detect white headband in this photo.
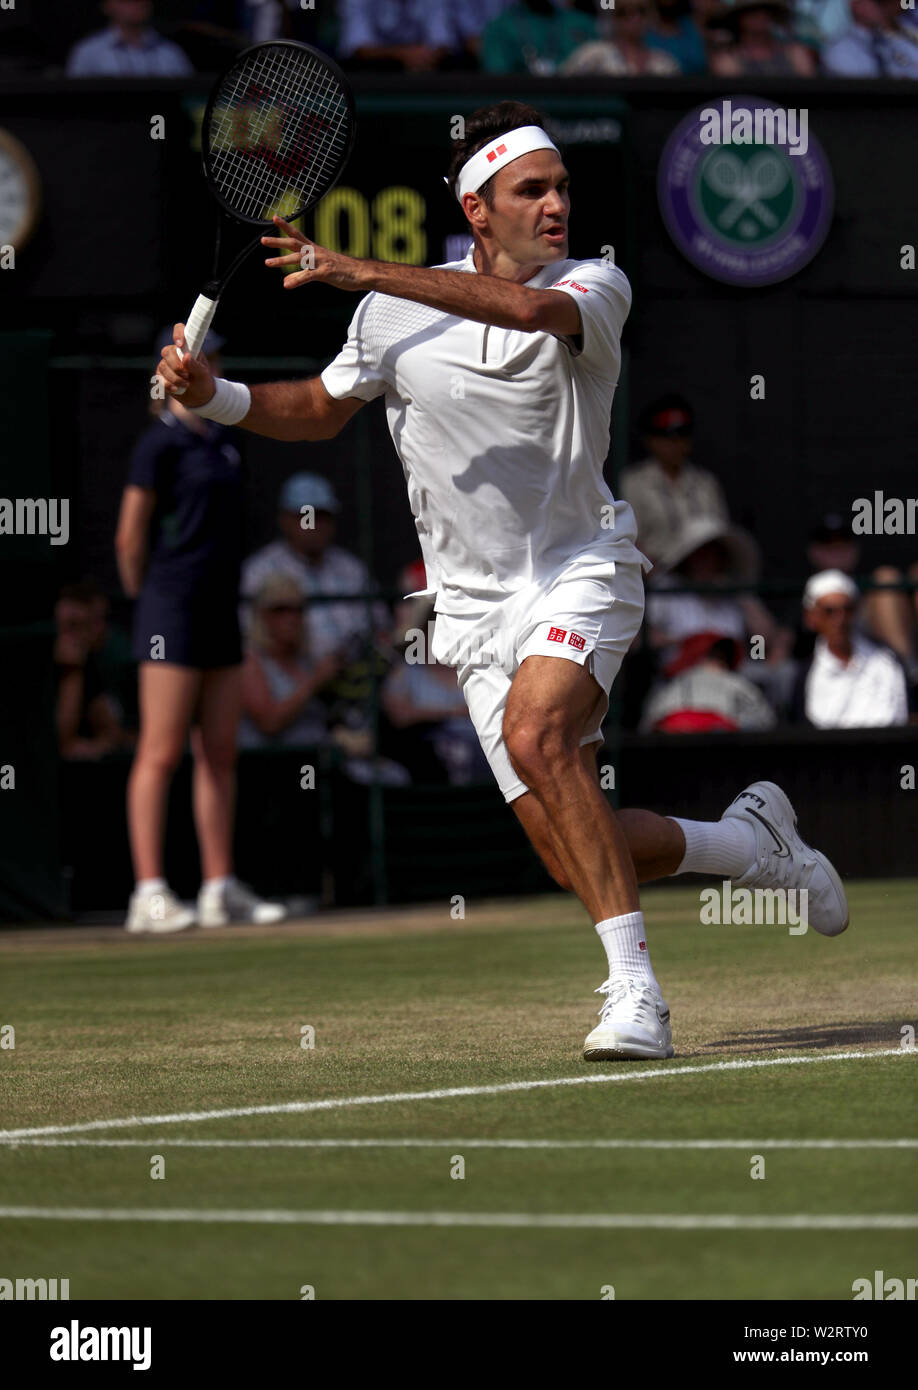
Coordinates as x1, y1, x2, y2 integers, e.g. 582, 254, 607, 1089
803, 569, 859, 609
454, 125, 560, 203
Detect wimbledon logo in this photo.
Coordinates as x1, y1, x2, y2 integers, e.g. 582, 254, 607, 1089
657, 96, 834, 288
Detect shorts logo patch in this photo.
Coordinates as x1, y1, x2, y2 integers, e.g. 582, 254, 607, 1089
639, 941, 647, 951
568, 631, 586, 651
547, 627, 567, 643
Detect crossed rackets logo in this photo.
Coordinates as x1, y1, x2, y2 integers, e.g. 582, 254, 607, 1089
702, 150, 790, 234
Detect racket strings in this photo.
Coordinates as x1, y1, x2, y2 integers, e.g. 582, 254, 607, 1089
207, 44, 352, 223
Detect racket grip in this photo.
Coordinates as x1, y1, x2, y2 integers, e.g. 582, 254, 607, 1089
172, 293, 218, 396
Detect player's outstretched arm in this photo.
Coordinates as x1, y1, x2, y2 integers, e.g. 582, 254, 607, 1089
262, 218, 582, 338
157, 326, 363, 441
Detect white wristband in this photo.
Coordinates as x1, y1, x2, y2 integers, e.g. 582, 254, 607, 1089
189, 377, 251, 427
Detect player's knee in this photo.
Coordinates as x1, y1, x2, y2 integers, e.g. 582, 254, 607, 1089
504, 712, 576, 785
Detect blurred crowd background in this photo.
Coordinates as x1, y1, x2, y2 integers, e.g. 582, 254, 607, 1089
3, 0, 918, 80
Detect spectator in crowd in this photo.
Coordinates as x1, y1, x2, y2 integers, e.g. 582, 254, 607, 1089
689, 0, 725, 26
239, 575, 341, 748
448, 0, 515, 64
646, 518, 794, 705
800, 514, 918, 686
75, 577, 139, 732
117, 327, 284, 933
805, 512, 860, 580
382, 633, 492, 785
337, 0, 456, 70
618, 394, 734, 569
647, 518, 759, 660
388, 557, 432, 653
54, 584, 131, 760
866, 561, 918, 687
66, 0, 194, 77
707, 0, 817, 74
188, 0, 321, 45
640, 633, 777, 732
482, 0, 598, 74
561, 0, 683, 73
241, 472, 388, 664
791, 570, 909, 727
645, 0, 709, 72
689, 0, 732, 59
822, 0, 918, 76
793, 0, 852, 48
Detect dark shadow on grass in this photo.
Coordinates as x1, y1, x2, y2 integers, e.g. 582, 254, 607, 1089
699, 1021, 902, 1052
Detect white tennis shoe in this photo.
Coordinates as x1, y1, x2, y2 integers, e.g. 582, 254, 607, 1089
723, 780, 849, 936
583, 977, 674, 1061
197, 878, 287, 927
126, 887, 195, 934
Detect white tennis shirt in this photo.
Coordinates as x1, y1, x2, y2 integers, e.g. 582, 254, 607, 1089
321, 248, 649, 617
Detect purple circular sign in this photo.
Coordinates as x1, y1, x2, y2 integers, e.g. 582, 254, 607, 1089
657, 95, 834, 287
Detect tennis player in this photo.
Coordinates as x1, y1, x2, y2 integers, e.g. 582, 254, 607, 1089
157, 101, 848, 1059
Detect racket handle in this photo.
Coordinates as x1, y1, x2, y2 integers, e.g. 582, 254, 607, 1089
172, 292, 219, 397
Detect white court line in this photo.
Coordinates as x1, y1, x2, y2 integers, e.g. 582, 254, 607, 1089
2, 1137, 916, 1150
0, 1207, 915, 1231
0, 1048, 909, 1142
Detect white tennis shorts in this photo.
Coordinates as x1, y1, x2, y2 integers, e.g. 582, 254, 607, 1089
431, 560, 646, 803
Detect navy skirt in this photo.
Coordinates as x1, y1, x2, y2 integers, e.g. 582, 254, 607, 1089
132, 587, 242, 670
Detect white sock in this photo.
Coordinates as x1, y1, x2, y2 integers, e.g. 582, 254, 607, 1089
595, 912, 659, 989
202, 875, 234, 894
670, 818, 756, 878
135, 877, 167, 896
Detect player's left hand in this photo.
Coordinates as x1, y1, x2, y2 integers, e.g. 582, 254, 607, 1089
261, 216, 363, 292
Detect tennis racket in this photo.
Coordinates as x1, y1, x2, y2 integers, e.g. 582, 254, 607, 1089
174, 39, 356, 390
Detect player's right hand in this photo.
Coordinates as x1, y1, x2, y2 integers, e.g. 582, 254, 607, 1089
157, 323, 216, 408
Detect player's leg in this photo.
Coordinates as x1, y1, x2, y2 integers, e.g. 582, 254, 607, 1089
503, 653, 672, 1059
513, 743, 686, 888
126, 662, 201, 932
504, 653, 641, 924
512, 727, 847, 937
192, 664, 286, 926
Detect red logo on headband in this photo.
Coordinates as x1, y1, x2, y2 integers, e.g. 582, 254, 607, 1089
487, 143, 508, 163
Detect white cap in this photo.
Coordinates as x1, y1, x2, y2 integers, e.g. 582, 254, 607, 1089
803, 569, 859, 609
454, 125, 560, 203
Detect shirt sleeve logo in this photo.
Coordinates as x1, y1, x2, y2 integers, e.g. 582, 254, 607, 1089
547, 626, 567, 643
568, 632, 586, 650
